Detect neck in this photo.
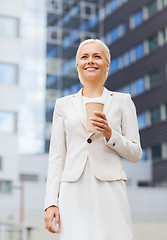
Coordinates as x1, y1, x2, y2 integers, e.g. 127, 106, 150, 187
82, 83, 104, 98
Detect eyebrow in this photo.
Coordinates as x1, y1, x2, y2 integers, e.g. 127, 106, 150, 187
80, 52, 102, 56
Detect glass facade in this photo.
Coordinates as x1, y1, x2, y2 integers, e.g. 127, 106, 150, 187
151, 144, 162, 162
105, 23, 126, 46
0, 180, 12, 193
138, 112, 147, 130
100, 0, 129, 21
0, 111, 15, 133
118, 84, 132, 95
110, 58, 119, 74
148, 34, 158, 52
150, 106, 161, 124
46, 0, 99, 151
135, 77, 145, 95
109, 26, 167, 76
147, 0, 157, 18
0, 63, 17, 84
0, 156, 2, 170
134, 43, 144, 60
18, 0, 46, 154
0, 16, 19, 37
149, 70, 160, 87
132, 10, 143, 28
140, 148, 147, 161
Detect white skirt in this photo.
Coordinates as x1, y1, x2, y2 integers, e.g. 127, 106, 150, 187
58, 159, 133, 240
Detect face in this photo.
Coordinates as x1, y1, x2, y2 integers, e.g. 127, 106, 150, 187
76, 42, 110, 84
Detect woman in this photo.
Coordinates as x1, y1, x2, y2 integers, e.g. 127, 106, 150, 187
44, 39, 142, 240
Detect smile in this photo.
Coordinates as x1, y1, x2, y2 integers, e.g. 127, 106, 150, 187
84, 67, 98, 71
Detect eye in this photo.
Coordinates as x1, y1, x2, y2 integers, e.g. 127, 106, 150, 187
95, 55, 101, 58
81, 55, 87, 59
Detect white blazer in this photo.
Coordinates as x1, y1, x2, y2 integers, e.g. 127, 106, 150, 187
44, 87, 142, 210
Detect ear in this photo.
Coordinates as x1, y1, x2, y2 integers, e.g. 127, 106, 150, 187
106, 62, 110, 72
76, 63, 79, 72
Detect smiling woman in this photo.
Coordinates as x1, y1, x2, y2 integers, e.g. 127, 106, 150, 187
44, 39, 142, 240
76, 39, 111, 85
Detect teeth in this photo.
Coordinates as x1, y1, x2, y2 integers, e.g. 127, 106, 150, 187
86, 67, 96, 70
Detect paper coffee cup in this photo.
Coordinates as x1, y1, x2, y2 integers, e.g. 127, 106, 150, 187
85, 102, 104, 133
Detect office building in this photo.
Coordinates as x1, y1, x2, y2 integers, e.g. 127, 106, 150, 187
0, 0, 20, 221
46, 0, 167, 186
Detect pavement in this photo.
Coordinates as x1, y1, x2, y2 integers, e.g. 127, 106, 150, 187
30, 222, 167, 240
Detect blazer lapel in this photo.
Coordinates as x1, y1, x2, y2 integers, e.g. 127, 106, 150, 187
103, 87, 114, 117
72, 87, 114, 139
72, 88, 87, 131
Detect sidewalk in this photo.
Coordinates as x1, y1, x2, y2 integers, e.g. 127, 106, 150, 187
30, 222, 167, 240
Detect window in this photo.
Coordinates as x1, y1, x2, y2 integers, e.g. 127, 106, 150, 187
135, 77, 145, 95
140, 148, 147, 161
70, 5, 80, 16
162, 28, 167, 43
20, 174, 38, 181
0, 111, 15, 133
132, 10, 143, 28
121, 85, 132, 95
47, 44, 58, 58
105, 23, 126, 46
87, 15, 98, 29
70, 83, 82, 93
134, 43, 144, 60
148, 34, 158, 52
110, 0, 118, 12
151, 144, 162, 162
0, 156, 2, 170
161, 0, 166, 7
119, 23, 126, 37
46, 74, 60, 89
165, 142, 167, 158
147, 0, 157, 18
81, 2, 95, 18
110, 27, 119, 43
0, 180, 12, 193
50, 0, 59, 9
0, 16, 19, 37
0, 63, 17, 84
110, 58, 119, 74
63, 36, 71, 49
121, 51, 131, 67
165, 103, 167, 117
149, 70, 160, 87
137, 112, 147, 130
150, 106, 161, 124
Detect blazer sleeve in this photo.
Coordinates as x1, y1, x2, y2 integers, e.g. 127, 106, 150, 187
44, 99, 66, 210
104, 94, 142, 163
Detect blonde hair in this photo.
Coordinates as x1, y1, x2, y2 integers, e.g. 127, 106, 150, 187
76, 39, 111, 84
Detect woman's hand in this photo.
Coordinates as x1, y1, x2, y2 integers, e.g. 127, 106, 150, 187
90, 111, 112, 141
44, 206, 60, 234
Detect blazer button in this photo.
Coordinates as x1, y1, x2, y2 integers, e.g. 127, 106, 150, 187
87, 138, 92, 144
113, 143, 115, 146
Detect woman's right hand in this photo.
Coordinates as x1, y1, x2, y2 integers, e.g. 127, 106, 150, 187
44, 206, 60, 234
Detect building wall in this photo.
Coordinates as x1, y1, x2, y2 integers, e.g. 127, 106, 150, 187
0, 0, 20, 222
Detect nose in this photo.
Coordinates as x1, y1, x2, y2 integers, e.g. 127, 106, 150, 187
88, 56, 94, 64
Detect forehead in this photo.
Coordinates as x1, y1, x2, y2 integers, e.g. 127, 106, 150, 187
79, 42, 105, 55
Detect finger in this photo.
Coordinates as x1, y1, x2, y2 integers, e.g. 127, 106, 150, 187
91, 121, 107, 129
91, 118, 108, 126
94, 111, 107, 120
55, 211, 60, 233
45, 218, 57, 234
95, 126, 105, 132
